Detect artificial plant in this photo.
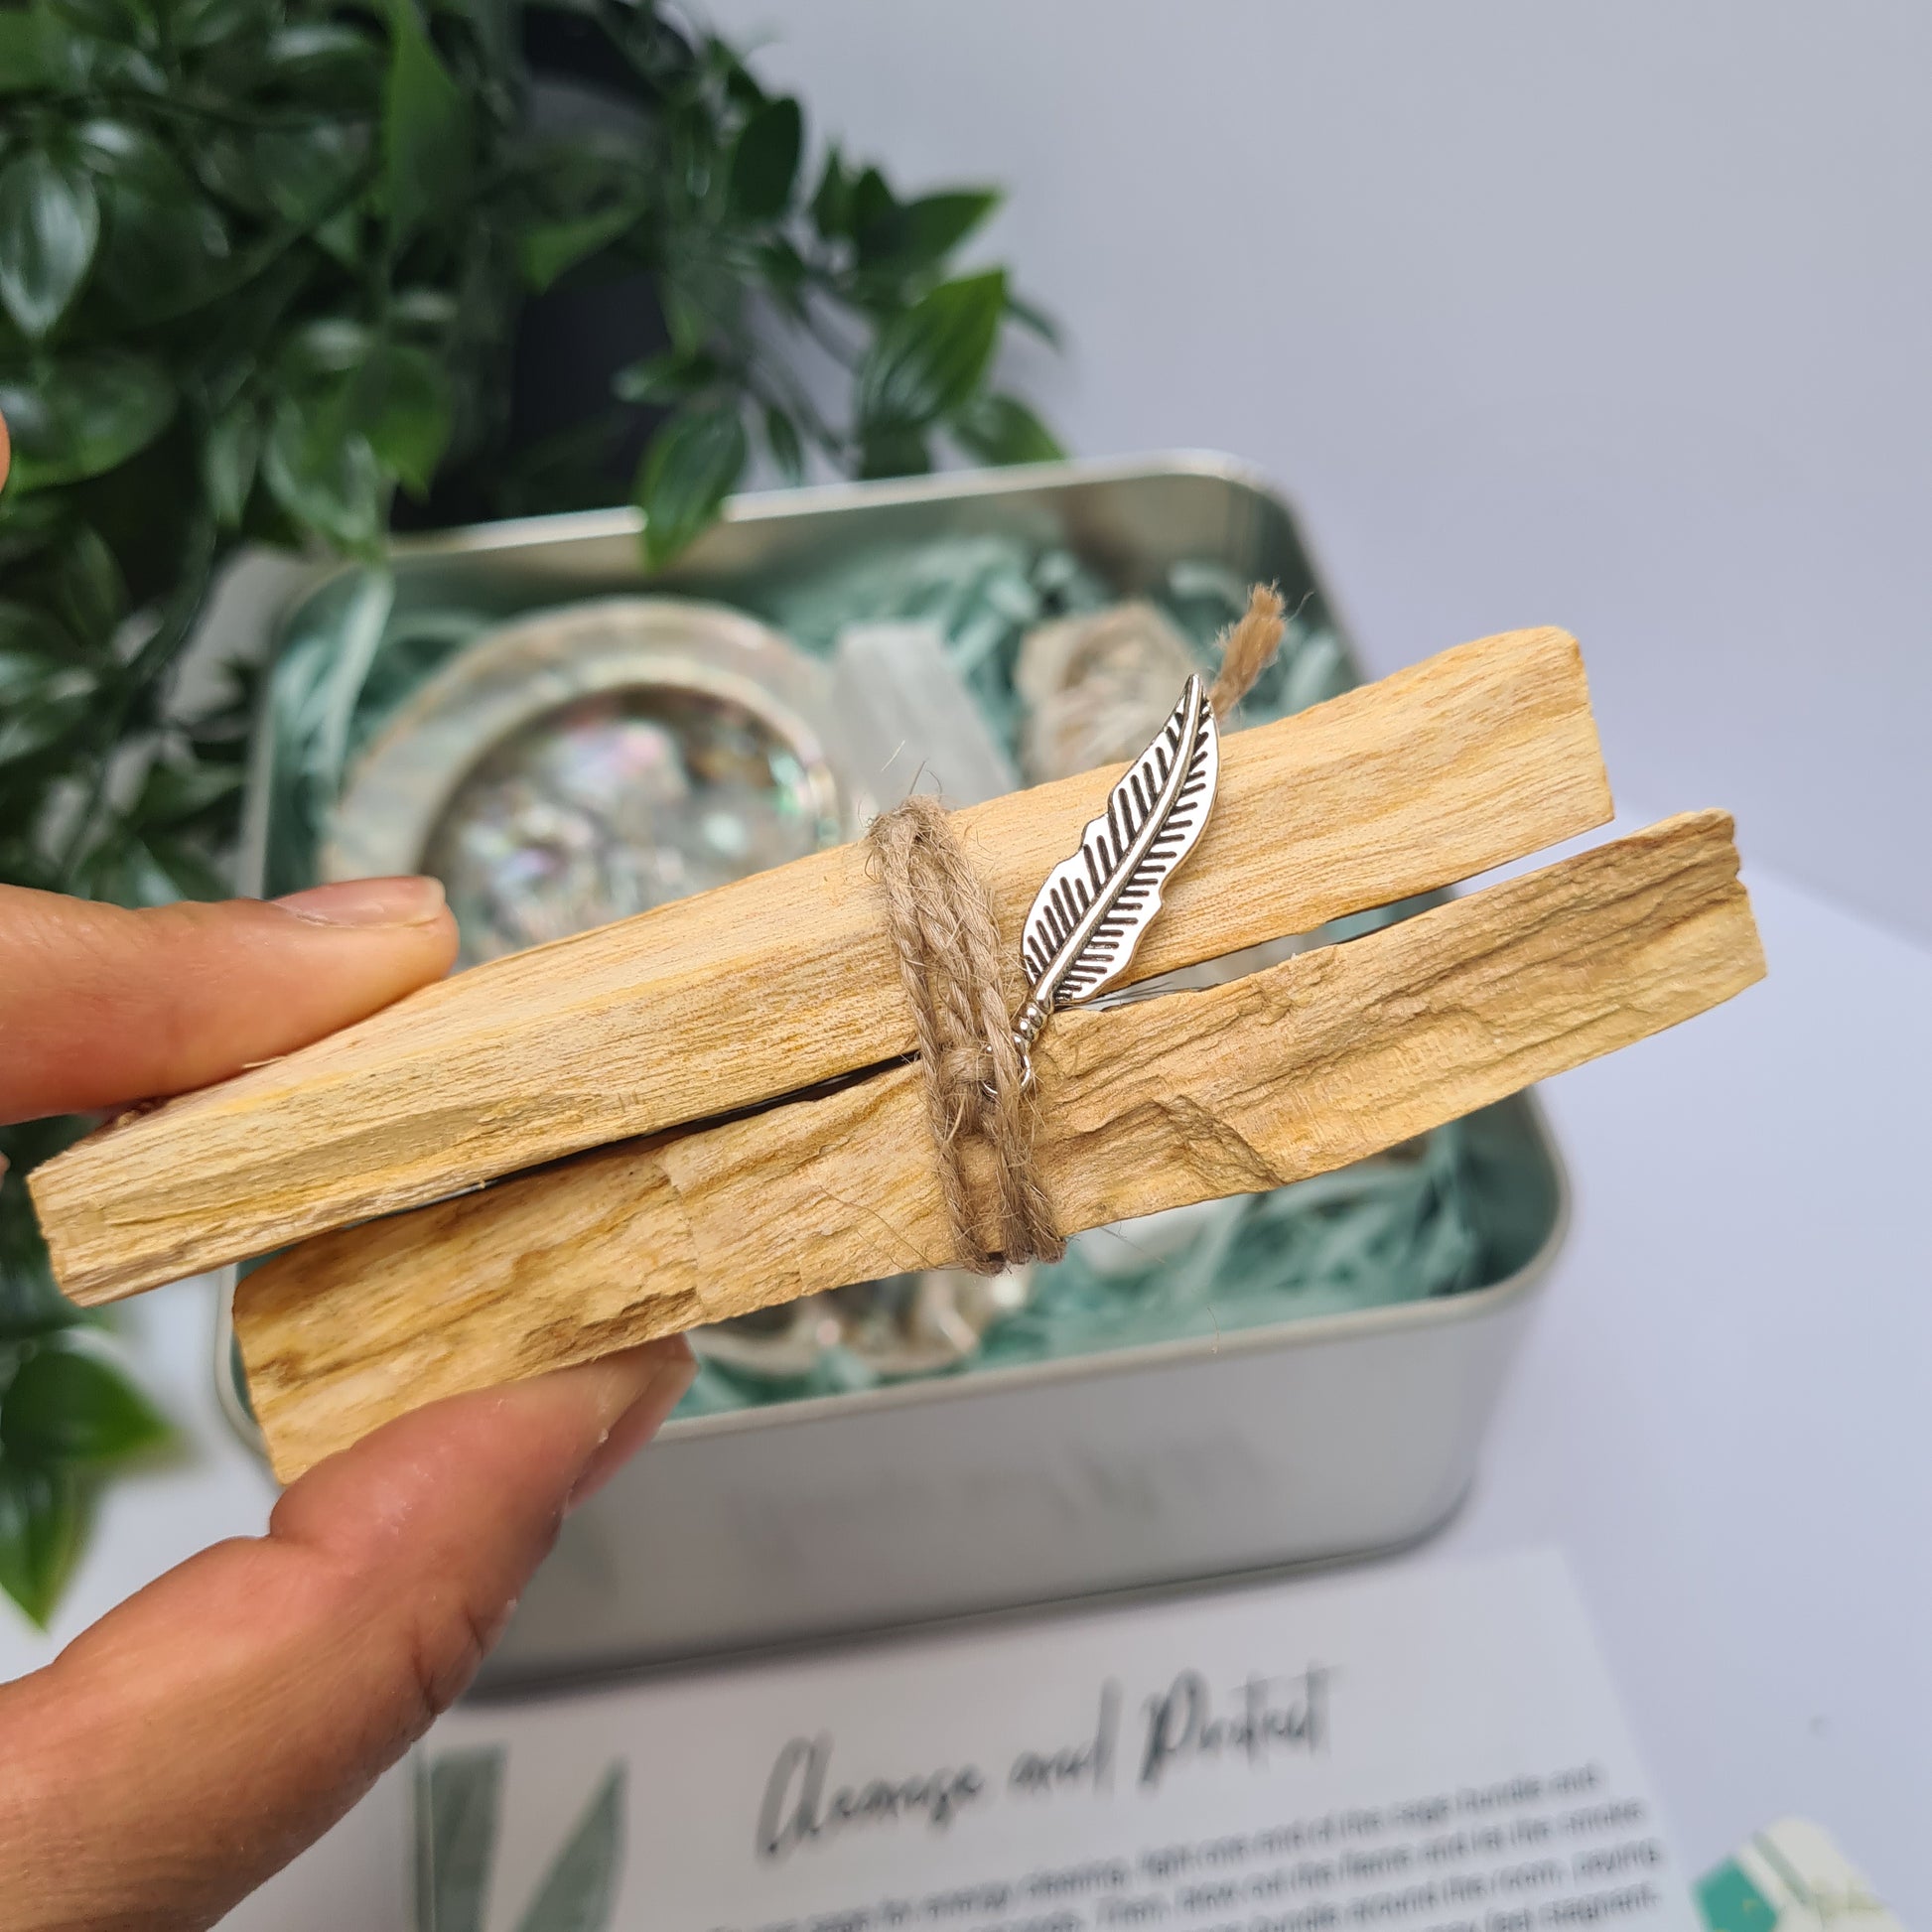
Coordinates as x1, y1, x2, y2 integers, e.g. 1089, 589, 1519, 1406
0, 0, 1060, 1622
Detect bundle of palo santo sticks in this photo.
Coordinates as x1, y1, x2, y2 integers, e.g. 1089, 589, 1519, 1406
28, 622, 1765, 1482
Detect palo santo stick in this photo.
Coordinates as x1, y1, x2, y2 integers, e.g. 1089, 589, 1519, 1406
238, 810, 1762, 1481
37, 626, 1610, 1307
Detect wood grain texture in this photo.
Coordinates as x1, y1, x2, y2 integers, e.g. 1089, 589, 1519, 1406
35, 626, 1611, 1306
238, 811, 1763, 1480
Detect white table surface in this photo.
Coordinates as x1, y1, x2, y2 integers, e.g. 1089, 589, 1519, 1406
4, 844, 1926, 1924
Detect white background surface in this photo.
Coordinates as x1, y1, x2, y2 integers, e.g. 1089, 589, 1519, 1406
3, 3, 1927, 1922
706, 0, 1932, 947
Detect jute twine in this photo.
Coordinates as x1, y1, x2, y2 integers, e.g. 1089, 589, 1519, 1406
868, 585, 1286, 1274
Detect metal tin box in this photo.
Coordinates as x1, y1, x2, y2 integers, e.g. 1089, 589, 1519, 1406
228, 455, 1568, 1684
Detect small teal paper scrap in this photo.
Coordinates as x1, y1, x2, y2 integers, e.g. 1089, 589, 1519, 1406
1697, 1819, 1899, 1932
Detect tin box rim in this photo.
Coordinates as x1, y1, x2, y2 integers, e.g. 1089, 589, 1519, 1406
366, 448, 1306, 565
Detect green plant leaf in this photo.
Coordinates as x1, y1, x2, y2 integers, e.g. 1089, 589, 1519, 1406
166, 0, 268, 51
0, 1339, 169, 1465
657, 276, 718, 358
611, 348, 719, 406
70, 823, 227, 905
47, 0, 146, 43
809, 143, 852, 236
1005, 291, 1061, 346
0, 150, 100, 340
153, 835, 232, 900
263, 393, 383, 552
0, 493, 68, 566
0, 648, 54, 711
317, 206, 359, 266
181, 250, 307, 410
848, 165, 896, 254
81, 125, 230, 321
949, 390, 1064, 468
857, 189, 1000, 273
762, 403, 804, 484
0, 1254, 74, 1366
129, 756, 245, 832
513, 1765, 623, 1932
73, 119, 180, 195
383, 0, 474, 244
0, 653, 94, 763
0, 1131, 82, 1342
415, 1747, 502, 1932
79, 41, 167, 95
517, 203, 638, 293
195, 133, 268, 217
856, 268, 1006, 432
283, 316, 378, 378
754, 236, 807, 313
0, 352, 176, 491
204, 399, 262, 528
0, 599, 81, 669
95, 180, 229, 321
857, 418, 929, 480
265, 20, 385, 105
727, 95, 801, 221
52, 523, 127, 646
255, 121, 371, 228
900, 190, 1000, 262
346, 342, 453, 495
0, 1458, 85, 1628
390, 286, 459, 330
633, 403, 746, 568
706, 35, 764, 111
0, 8, 56, 93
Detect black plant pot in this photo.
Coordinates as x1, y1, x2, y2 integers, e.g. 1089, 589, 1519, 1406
391, 11, 674, 532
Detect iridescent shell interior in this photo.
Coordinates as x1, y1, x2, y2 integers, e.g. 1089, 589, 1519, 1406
423, 683, 830, 966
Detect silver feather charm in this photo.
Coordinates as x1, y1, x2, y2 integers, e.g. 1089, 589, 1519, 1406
1013, 671, 1220, 1059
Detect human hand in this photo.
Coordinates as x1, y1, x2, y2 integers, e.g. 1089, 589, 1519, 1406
0, 880, 692, 1930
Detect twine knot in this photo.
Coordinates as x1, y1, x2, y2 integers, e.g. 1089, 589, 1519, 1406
867, 583, 1288, 1278
869, 793, 1065, 1274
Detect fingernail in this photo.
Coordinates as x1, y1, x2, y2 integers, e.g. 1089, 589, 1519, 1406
567, 1340, 696, 1514
273, 876, 447, 928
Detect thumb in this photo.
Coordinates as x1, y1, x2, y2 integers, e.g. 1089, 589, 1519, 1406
0, 1337, 694, 1932
0, 878, 458, 1123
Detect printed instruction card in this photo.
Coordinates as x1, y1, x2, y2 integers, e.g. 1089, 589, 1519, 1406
425, 1548, 1695, 1932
